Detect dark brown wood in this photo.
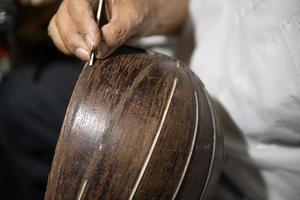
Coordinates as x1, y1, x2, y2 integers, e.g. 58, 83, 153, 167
45, 46, 224, 200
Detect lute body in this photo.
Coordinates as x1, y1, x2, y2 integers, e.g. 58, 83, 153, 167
45, 46, 223, 200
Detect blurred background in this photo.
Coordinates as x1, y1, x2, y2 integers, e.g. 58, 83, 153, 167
0, 0, 82, 199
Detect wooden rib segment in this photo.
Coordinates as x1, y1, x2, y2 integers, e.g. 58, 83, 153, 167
132, 64, 197, 200
199, 89, 217, 200
129, 78, 178, 200
173, 70, 216, 200
172, 92, 199, 200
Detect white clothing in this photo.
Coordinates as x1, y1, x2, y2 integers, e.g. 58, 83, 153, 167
183, 0, 300, 199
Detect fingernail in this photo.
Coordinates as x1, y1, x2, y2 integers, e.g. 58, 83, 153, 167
85, 35, 94, 51
96, 42, 109, 59
75, 47, 90, 61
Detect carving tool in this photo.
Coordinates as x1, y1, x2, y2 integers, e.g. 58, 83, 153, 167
89, 0, 104, 66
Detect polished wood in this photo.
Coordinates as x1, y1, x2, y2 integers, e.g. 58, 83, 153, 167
45, 46, 224, 200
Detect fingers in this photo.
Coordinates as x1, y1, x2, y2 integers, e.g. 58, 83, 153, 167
48, 0, 151, 60
97, 19, 127, 58
49, 16, 91, 60
48, 0, 100, 61
48, 15, 70, 55
66, 0, 101, 50
97, 11, 141, 59
48, 7, 91, 60
56, 2, 91, 59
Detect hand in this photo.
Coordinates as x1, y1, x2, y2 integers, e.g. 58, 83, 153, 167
48, 0, 188, 61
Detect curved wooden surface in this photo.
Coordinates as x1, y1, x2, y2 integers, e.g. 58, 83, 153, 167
45, 46, 224, 200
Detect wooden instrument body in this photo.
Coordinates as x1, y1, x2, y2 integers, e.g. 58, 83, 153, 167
45, 46, 224, 200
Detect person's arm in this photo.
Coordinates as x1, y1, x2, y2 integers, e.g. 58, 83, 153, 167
48, 0, 188, 61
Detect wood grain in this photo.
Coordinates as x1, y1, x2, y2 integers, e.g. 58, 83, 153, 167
45, 46, 224, 200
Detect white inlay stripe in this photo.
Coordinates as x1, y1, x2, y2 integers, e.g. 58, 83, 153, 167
199, 90, 217, 200
128, 78, 178, 200
77, 180, 88, 200
89, 0, 103, 66
172, 91, 199, 200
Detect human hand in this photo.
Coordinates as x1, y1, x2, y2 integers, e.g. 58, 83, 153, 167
48, 0, 188, 61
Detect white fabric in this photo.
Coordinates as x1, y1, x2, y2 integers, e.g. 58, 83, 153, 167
184, 0, 300, 199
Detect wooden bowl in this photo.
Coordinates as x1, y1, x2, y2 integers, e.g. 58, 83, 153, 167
45, 46, 224, 200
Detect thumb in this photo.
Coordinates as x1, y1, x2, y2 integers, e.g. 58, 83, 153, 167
97, 17, 136, 59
